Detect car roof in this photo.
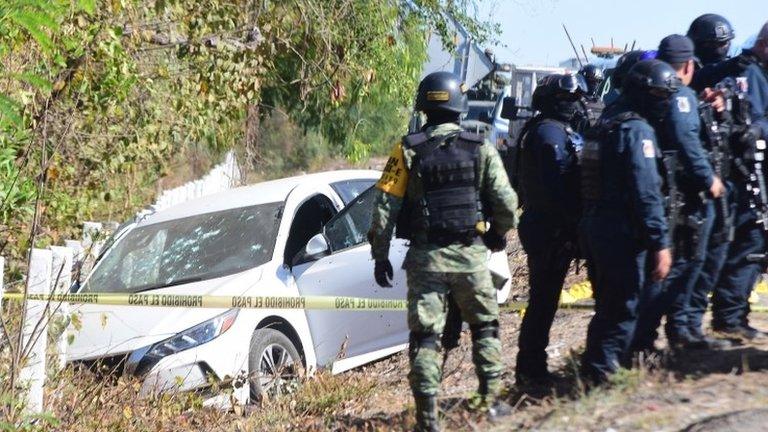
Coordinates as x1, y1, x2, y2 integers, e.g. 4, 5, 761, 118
139, 169, 380, 226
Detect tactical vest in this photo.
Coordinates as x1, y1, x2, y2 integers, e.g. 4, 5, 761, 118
580, 111, 645, 203
581, 112, 682, 240
582, 98, 605, 129
507, 115, 542, 198
395, 131, 484, 246
518, 118, 583, 215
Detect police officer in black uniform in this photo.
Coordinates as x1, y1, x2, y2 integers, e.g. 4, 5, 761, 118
689, 14, 748, 92
632, 35, 728, 352
579, 64, 606, 127
689, 14, 735, 66
515, 73, 586, 384
604, 51, 656, 108
688, 21, 768, 341
580, 60, 676, 382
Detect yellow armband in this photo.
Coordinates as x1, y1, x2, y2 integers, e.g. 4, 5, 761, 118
375, 142, 409, 198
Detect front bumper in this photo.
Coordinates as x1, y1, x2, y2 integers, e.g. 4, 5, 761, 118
84, 319, 254, 403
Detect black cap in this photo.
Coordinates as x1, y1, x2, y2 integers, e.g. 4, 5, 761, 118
658, 34, 695, 64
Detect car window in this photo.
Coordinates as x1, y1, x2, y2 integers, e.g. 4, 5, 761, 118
324, 186, 376, 252
284, 194, 337, 264
83, 202, 283, 294
331, 179, 376, 204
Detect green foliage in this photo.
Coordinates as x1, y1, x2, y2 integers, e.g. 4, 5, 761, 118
0, 0, 496, 269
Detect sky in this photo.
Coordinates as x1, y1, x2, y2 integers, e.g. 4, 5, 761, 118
477, 0, 767, 67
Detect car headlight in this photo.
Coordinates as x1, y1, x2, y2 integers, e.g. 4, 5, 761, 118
147, 309, 239, 358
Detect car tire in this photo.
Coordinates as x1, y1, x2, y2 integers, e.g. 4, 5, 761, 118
248, 328, 302, 402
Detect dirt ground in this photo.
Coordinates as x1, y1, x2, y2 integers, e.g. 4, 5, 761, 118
316, 234, 768, 431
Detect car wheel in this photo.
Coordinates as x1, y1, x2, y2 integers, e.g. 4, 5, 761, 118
248, 328, 302, 402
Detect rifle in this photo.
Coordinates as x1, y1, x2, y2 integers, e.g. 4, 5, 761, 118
661, 150, 686, 246
723, 77, 768, 263
730, 78, 768, 229
699, 101, 735, 243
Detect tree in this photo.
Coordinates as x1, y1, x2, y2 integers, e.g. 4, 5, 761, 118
0, 0, 497, 268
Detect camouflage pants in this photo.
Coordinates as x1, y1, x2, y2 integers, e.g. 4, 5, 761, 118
406, 270, 503, 397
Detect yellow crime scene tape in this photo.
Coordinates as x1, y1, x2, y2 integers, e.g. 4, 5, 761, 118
0, 285, 593, 313
4, 278, 768, 313
1, 292, 407, 311
502, 280, 595, 314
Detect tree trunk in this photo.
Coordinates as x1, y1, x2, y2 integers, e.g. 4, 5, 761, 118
245, 103, 261, 171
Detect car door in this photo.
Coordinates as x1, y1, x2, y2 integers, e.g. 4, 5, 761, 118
291, 186, 407, 366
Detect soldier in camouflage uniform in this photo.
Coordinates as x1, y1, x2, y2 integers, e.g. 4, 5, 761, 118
367, 71, 518, 431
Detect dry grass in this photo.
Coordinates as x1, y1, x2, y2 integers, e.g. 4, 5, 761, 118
5, 231, 768, 431
1, 360, 378, 432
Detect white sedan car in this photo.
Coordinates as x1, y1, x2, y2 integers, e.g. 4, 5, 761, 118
67, 170, 512, 403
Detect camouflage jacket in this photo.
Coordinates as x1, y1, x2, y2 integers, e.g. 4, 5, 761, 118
368, 122, 518, 273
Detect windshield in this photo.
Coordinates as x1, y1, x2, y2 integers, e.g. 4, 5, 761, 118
83, 202, 283, 294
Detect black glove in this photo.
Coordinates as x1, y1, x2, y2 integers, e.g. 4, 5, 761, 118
482, 230, 507, 252
374, 260, 393, 288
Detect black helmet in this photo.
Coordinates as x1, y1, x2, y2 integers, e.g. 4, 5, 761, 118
612, 50, 655, 90
687, 14, 735, 64
532, 73, 587, 121
624, 60, 683, 120
687, 14, 735, 44
578, 64, 604, 95
531, 74, 587, 109
415, 71, 468, 114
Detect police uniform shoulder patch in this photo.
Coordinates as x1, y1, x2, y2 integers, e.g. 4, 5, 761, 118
676, 96, 691, 113
642, 139, 656, 158
375, 142, 409, 198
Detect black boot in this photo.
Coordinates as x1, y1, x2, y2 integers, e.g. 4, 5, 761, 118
478, 376, 512, 420
414, 395, 439, 432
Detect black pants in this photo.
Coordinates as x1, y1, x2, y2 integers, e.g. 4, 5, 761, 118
516, 211, 572, 376
633, 200, 712, 348
690, 190, 766, 331
580, 213, 652, 382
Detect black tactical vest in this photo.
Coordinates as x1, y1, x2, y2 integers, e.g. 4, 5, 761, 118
519, 118, 583, 216
580, 111, 645, 204
398, 130, 484, 246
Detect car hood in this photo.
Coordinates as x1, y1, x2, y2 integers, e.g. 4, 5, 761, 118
66, 266, 264, 361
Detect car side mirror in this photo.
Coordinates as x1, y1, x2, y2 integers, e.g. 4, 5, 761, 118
292, 233, 331, 266
500, 96, 518, 120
